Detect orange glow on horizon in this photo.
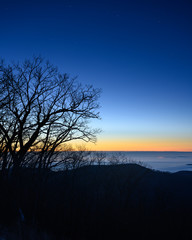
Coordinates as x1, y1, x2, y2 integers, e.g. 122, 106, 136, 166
85, 138, 192, 152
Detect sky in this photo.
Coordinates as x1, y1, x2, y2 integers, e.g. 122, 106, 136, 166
0, 0, 192, 151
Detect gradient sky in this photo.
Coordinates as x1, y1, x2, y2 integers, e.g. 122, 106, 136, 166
1, 0, 192, 151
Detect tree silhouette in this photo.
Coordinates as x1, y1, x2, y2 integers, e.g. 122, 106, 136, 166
0, 56, 101, 174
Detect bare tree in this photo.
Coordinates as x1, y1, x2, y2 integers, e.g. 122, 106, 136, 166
89, 151, 106, 166
61, 145, 92, 170
0, 56, 101, 174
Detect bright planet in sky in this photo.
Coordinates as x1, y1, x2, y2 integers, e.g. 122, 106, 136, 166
0, 0, 191, 151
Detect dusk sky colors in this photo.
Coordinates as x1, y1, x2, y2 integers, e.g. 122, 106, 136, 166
1, 0, 192, 151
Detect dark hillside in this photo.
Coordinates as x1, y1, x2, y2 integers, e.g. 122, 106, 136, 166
1, 164, 192, 239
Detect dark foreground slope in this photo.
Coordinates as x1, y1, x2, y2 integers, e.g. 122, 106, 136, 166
1, 164, 192, 240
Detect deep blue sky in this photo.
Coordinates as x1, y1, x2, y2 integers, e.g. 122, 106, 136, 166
1, 0, 192, 150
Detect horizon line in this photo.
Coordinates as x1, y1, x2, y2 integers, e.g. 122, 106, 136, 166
59, 150, 192, 153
